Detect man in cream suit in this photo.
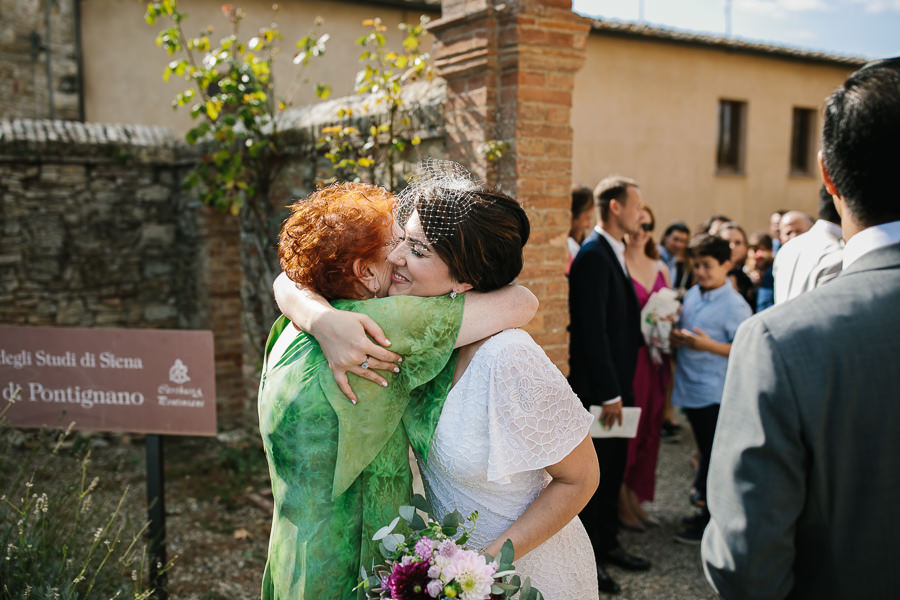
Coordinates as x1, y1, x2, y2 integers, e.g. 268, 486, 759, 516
772, 185, 844, 303
702, 57, 900, 599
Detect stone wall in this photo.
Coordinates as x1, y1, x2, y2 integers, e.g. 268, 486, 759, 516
0, 119, 246, 422
0, 0, 81, 121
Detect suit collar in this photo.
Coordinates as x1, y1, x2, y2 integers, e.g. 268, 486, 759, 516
843, 220, 900, 270
842, 241, 900, 276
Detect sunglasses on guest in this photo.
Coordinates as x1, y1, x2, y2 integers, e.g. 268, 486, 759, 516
640, 223, 654, 232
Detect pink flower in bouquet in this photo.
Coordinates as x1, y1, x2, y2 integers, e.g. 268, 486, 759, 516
414, 536, 435, 559
437, 539, 458, 558
383, 560, 431, 600
441, 550, 497, 600
426, 579, 444, 598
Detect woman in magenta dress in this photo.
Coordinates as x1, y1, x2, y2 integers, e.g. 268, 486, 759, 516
619, 205, 672, 529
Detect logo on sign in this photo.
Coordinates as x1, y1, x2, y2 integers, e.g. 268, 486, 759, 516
158, 358, 204, 408
168, 359, 191, 384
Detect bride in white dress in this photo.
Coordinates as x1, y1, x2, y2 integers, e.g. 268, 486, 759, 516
421, 328, 599, 599
275, 162, 600, 599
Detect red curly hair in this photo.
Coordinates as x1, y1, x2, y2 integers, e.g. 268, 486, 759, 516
279, 183, 395, 301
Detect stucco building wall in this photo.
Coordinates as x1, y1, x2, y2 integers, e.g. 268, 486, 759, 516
572, 31, 858, 233
80, 0, 437, 133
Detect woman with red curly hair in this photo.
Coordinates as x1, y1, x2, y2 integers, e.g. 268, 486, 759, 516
259, 181, 537, 600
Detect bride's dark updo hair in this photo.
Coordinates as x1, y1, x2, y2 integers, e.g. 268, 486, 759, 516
431, 190, 529, 292
398, 162, 529, 292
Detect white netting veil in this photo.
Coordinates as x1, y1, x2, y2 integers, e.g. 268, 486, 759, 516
395, 159, 495, 244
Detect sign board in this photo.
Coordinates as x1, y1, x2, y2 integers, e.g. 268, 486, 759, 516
0, 326, 217, 436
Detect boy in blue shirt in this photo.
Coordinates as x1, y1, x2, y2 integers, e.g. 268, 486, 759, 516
670, 235, 752, 544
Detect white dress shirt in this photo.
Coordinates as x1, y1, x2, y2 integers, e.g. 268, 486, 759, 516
595, 225, 628, 275
842, 220, 900, 269
773, 220, 844, 304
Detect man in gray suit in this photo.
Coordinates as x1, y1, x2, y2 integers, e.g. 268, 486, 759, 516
701, 57, 900, 599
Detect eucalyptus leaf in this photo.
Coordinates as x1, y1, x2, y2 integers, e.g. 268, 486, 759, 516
398, 505, 415, 524
442, 510, 462, 530
382, 532, 404, 553
499, 538, 515, 566
410, 513, 427, 531
372, 516, 401, 541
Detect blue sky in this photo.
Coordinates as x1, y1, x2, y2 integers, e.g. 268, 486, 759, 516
572, 0, 900, 59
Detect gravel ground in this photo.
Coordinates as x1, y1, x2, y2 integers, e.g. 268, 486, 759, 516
5, 423, 716, 599
605, 430, 718, 599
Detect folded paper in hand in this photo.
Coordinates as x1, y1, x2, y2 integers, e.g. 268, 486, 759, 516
589, 405, 642, 438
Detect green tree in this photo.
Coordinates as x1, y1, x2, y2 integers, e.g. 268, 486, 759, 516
145, 0, 329, 360
319, 16, 433, 191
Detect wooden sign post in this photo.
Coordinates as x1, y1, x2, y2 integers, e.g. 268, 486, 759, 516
0, 325, 218, 599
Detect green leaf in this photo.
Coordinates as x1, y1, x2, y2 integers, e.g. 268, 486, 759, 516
315, 83, 331, 100
372, 516, 401, 540
411, 493, 430, 512
381, 532, 404, 553
499, 538, 515, 566
398, 505, 415, 524
442, 510, 461, 530
410, 512, 427, 531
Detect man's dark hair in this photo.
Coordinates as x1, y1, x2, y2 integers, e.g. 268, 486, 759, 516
571, 185, 593, 217
663, 221, 690, 239
690, 234, 732, 265
703, 214, 732, 233
822, 56, 900, 226
593, 175, 638, 222
818, 184, 841, 225
748, 232, 773, 251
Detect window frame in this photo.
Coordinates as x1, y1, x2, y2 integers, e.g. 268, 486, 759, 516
789, 106, 817, 177
715, 98, 748, 175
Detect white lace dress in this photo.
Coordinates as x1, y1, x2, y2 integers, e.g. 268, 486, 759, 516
416, 329, 599, 600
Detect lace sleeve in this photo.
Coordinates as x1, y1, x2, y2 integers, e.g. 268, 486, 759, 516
482, 330, 595, 484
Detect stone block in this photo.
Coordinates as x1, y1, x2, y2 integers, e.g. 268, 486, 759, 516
139, 223, 176, 248
55, 299, 85, 326
142, 260, 174, 278
143, 303, 178, 322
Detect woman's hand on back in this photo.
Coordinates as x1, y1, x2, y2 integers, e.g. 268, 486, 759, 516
307, 309, 403, 403
273, 271, 401, 403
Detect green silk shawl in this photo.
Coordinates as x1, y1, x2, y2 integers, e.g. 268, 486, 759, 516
258, 294, 463, 600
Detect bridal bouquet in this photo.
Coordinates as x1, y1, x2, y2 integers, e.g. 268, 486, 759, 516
640, 287, 681, 364
359, 494, 543, 600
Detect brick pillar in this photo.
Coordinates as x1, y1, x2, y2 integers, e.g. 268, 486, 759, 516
431, 0, 590, 370
196, 206, 244, 427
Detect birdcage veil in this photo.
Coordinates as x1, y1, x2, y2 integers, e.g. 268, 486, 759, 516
395, 159, 495, 245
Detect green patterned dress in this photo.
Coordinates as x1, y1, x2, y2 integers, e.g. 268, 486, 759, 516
258, 294, 464, 600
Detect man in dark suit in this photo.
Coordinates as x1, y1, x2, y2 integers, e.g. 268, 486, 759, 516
702, 57, 900, 599
569, 175, 650, 594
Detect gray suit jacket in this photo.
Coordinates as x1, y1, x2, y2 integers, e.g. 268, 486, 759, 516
702, 242, 900, 599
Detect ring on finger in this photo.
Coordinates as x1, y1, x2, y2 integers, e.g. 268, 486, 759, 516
360, 356, 370, 369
